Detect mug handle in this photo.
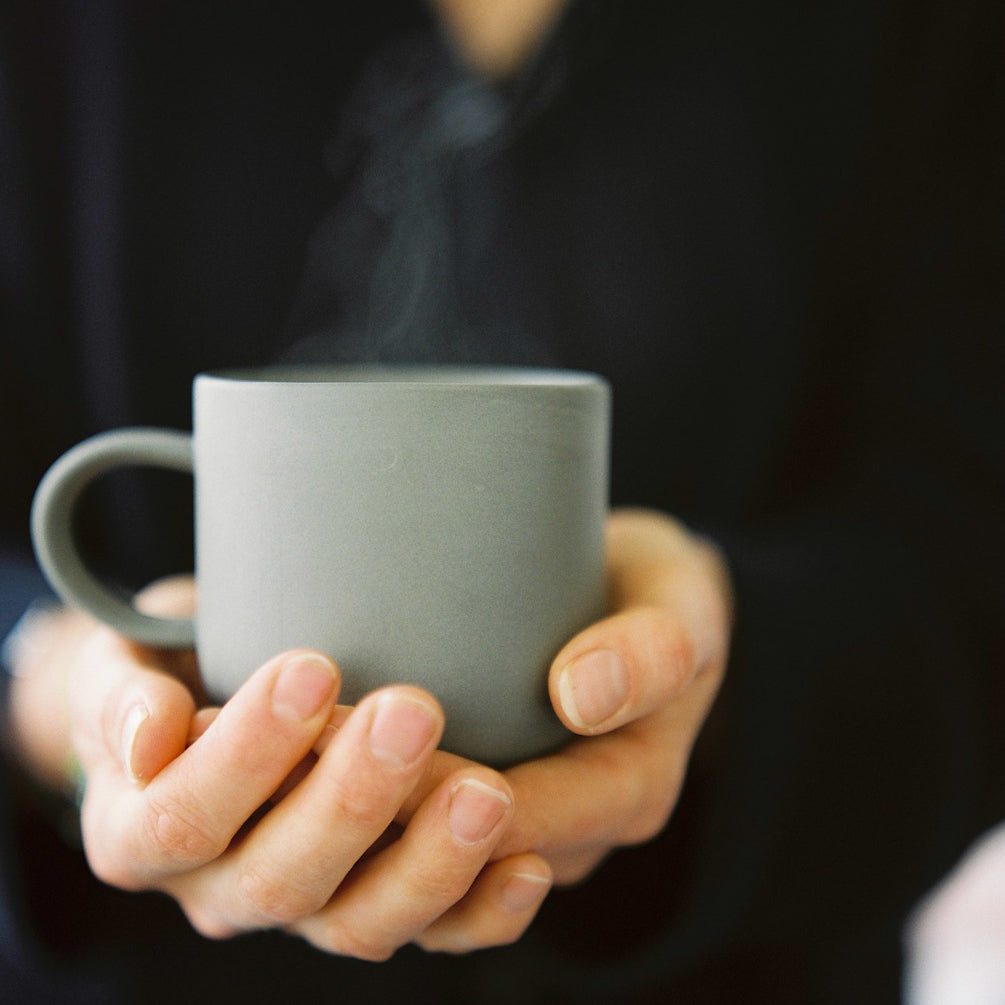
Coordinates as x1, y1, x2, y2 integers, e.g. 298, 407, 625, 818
30, 428, 196, 649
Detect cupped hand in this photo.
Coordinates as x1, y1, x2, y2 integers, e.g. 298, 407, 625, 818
9, 506, 731, 960
34, 580, 530, 961
402, 508, 733, 952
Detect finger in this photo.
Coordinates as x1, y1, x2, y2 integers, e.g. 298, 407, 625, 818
293, 767, 513, 961
85, 649, 339, 887
544, 847, 610, 886
495, 713, 702, 860
416, 853, 552, 953
395, 628, 719, 863
396, 722, 687, 873
129, 576, 203, 698
495, 644, 722, 867
187, 707, 220, 745
548, 513, 731, 737
606, 508, 733, 658
132, 575, 197, 618
80, 576, 204, 783
549, 605, 706, 736
394, 747, 473, 825
173, 686, 443, 933
67, 626, 196, 786
311, 705, 354, 755
268, 706, 351, 807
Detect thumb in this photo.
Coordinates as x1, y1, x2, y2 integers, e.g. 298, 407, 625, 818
548, 606, 700, 736
68, 627, 196, 787
548, 509, 732, 737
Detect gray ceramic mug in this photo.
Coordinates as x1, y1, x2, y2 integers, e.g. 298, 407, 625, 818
31, 366, 611, 764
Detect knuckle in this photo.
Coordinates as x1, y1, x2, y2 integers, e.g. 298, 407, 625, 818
79, 802, 142, 891
412, 929, 459, 954
649, 611, 697, 693
138, 793, 225, 867
622, 757, 685, 846
623, 799, 671, 845
550, 862, 588, 886
549, 849, 606, 886
84, 839, 140, 891
403, 867, 468, 912
317, 919, 398, 962
327, 774, 394, 834
490, 923, 532, 950
182, 903, 242, 941
237, 861, 325, 925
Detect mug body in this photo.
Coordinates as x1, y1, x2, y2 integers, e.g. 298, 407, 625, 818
193, 366, 610, 764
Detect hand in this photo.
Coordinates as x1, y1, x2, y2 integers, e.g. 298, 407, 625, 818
400, 508, 733, 952
7, 580, 537, 961
6, 507, 731, 959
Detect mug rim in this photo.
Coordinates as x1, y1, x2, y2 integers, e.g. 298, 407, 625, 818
196, 364, 607, 389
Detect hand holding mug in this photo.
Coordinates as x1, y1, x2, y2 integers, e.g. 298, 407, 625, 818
402, 508, 733, 951
9, 507, 730, 957
9, 577, 548, 957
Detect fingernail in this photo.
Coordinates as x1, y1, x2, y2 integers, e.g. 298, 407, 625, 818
558, 650, 629, 729
500, 872, 551, 913
449, 779, 511, 845
368, 694, 439, 768
122, 702, 150, 784
272, 653, 337, 722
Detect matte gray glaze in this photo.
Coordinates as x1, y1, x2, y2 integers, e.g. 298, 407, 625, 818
31, 365, 611, 764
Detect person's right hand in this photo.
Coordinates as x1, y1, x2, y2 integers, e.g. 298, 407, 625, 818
9, 579, 552, 960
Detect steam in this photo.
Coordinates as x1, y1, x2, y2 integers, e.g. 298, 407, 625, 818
281, 33, 555, 368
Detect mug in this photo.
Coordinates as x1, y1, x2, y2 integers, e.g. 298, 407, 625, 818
31, 365, 611, 765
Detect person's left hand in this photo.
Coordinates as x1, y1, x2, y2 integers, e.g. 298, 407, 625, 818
397, 507, 733, 952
